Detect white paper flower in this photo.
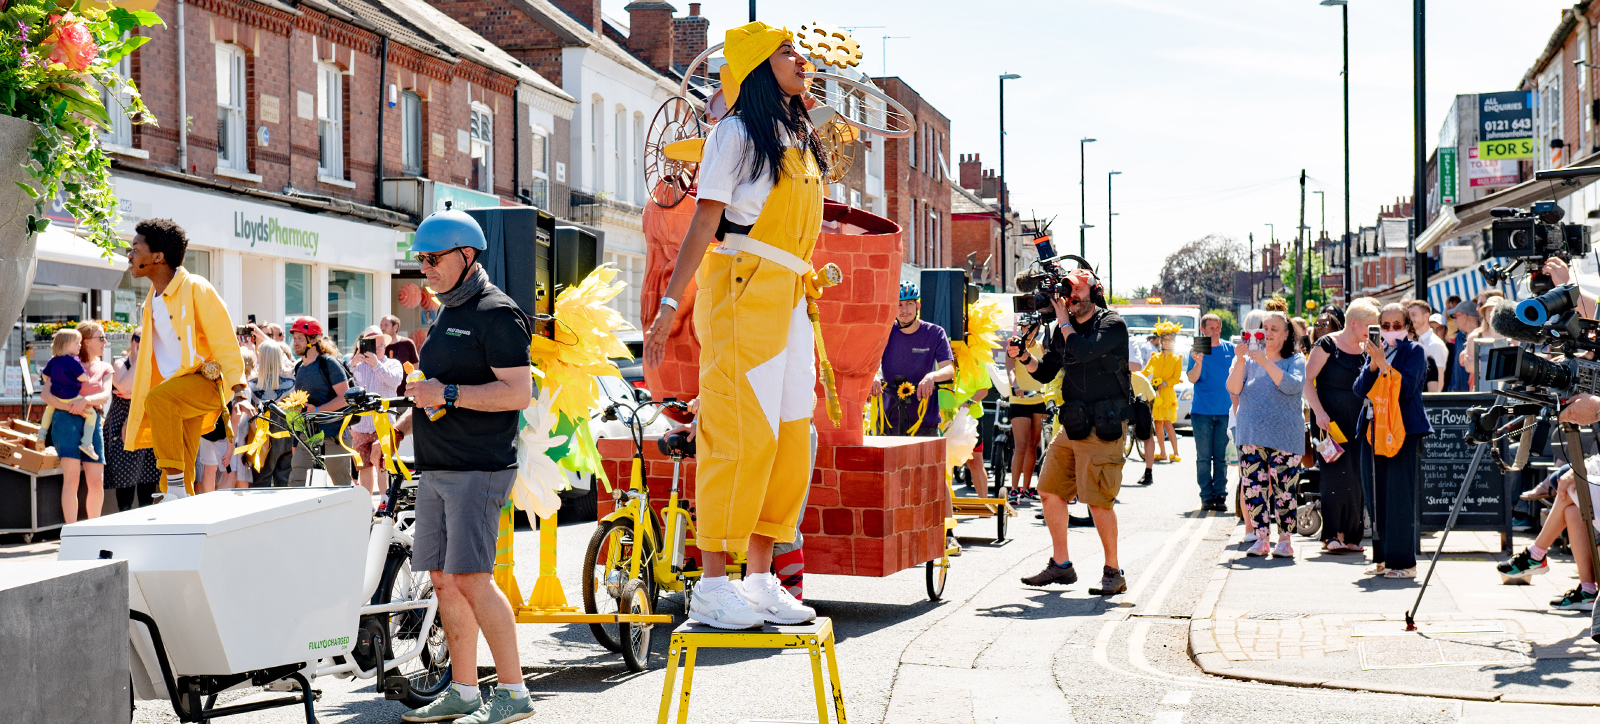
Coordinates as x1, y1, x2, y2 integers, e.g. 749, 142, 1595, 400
513, 386, 570, 518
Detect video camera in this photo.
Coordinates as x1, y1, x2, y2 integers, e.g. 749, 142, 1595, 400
1479, 199, 1592, 295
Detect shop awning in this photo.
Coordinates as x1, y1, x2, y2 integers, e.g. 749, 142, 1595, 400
33, 223, 127, 289
1424, 264, 1522, 311
1417, 148, 1600, 253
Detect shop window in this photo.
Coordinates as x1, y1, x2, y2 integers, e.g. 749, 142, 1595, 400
470, 103, 492, 194
216, 44, 247, 172
317, 63, 343, 178
328, 270, 371, 352
285, 262, 311, 318
401, 90, 423, 175
101, 53, 133, 149
527, 128, 549, 209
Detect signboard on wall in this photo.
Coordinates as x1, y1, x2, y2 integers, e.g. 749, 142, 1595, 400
1477, 91, 1534, 160
1438, 147, 1457, 204
1466, 146, 1518, 188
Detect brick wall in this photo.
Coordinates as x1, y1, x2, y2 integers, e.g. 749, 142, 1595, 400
624, 1, 674, 75
872, 77, 952, 269
595, 434, 947, 579
672, 4, 709, 69
549, 0, 602, 29
118, 0, 530, 210
952, 213, 999, 280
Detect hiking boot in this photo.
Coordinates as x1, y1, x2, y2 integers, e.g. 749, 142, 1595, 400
688, 579, 765, 630
1497, 549, 1550, 581
1551, 587, 1598, 611
457, 688, 534, 724
1090, 566, 1127, 595
1021, 560, 1077, 587
402, 686, 482, 722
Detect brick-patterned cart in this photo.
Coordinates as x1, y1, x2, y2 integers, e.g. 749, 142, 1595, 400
598, 433, 955, 601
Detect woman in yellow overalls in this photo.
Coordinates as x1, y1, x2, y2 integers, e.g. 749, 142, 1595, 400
644, 22, 826, 630
1146, 320, 1183, 463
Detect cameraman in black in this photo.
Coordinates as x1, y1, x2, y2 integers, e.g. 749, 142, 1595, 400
1008, 267, 1132, 595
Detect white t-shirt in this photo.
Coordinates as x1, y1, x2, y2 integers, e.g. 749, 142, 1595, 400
150, 295, 181, 379
1417, 329, 1447, 383
1127, 338, 1151, 369
697, 116, 801, 226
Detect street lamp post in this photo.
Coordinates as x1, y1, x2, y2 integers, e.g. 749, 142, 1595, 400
1412, 0, 1430, 304
999, 73, 1021, 290
1263, 223, 1275, 304
1312, 188, 1326, 272
1080, 137, 1096, 257
1321, 0, 1351, 306
1108, 171, 1121, 295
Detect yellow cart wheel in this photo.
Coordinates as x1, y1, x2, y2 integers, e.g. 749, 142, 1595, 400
925, 557, 948, 601
619, 578, 656, 672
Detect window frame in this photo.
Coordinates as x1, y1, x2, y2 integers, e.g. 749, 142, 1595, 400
400, 90, 423, 176
316, 62, 344, 178
527, 123, 550, 209
469, 102, 493, 194
101, 52, 134, 149
215, 43, 248, 172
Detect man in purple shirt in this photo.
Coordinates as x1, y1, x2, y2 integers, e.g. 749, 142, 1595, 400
879, 282, 955, 436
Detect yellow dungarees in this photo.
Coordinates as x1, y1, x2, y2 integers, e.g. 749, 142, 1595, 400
692, 146, 824, 553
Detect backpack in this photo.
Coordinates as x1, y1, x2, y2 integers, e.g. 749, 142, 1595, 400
1365, 366, 1405, 457
295, 354, 352, 405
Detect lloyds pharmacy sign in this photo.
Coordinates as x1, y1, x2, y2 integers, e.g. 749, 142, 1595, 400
233, 212, 321, 256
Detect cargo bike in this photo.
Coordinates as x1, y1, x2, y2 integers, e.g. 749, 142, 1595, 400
60, 389, 449, 723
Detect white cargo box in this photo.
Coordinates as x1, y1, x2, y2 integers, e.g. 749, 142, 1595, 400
59, 487, 369, 680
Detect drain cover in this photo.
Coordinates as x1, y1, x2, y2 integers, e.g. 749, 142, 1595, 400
1246, 612, 1305, 620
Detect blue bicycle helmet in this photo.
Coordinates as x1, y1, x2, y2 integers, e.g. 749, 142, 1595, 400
899, 281, 920, 301
411, 205, 487, 254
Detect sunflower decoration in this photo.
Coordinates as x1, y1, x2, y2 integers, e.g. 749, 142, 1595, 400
896, 381, 916, 400
279, 390, 311, 409
521, 264, 634, 501
1153, 319, 1183, 338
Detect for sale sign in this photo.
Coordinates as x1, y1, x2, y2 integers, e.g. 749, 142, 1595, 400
1477, 91, 1534, 160
1467, 146, 1519, 188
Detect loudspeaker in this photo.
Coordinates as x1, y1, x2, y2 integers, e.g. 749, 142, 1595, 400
919, 268, 969, 341
464, 207, 556, 337
554, 225, 605, 294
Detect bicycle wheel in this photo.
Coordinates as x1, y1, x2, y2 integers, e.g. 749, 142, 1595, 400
618, 578, 656, 672
582, 518, 635, 652
925, 558, 948, 601
376, 546, 451, 708
991, 433, 1011, 493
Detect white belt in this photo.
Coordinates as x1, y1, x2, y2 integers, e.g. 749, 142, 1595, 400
716, 233, 811, 276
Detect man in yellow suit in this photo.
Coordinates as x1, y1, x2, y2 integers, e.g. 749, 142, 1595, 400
122, 219, 246, 498
645, 21, 827, 629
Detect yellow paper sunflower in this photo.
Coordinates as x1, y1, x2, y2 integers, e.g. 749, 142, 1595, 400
1153, 319, 1183, 337
896, 381, 916, 399
279, 390, 310, 409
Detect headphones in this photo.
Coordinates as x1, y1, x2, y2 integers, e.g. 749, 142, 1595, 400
1057, 254, 1107, 308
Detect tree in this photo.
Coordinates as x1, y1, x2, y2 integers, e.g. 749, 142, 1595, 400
1278, 253, 1329, 316
1130, 285, 1151, 301
1157, 235, 1247, 310
1205, 309, 1240, 338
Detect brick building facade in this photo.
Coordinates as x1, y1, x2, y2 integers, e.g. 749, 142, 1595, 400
872, 77, 952, 270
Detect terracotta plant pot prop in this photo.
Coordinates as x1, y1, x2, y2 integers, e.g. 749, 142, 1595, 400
0, 114, 43, 337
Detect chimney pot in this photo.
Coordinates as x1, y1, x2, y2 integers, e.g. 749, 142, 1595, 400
689, 2, 699, 15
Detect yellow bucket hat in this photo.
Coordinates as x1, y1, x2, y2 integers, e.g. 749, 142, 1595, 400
722, 21, 794, 108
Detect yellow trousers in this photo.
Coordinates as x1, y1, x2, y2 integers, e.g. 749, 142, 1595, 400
145, 372, 223, 495
692, 147, 823, 553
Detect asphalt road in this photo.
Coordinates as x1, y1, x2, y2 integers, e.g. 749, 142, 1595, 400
130, 435, 1599, 724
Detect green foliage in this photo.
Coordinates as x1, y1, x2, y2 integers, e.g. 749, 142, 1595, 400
0, 0, 164, 254
1277, 253, 1329, 316
1204, 309, 1239, 338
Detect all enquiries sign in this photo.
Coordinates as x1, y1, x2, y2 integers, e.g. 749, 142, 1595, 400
1478, 91, 1534, 160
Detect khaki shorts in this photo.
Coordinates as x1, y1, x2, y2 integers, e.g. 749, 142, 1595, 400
1037, 428, 1125, 508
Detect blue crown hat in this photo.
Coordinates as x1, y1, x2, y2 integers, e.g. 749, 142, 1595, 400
899, 281, 920, 301
411, 202, 487, 254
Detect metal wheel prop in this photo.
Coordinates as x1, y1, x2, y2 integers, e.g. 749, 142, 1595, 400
814, 116, 859, 184
645, 96, 705, 208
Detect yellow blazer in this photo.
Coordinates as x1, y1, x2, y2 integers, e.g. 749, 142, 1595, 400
124, 267, 246, 450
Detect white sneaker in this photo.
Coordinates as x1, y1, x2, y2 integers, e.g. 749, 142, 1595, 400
741, 573, 816, 625
688, 579, 764, 630
1242, 531, 1258, 544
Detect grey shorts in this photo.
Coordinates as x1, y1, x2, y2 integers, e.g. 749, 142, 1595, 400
412, 469, 518, 574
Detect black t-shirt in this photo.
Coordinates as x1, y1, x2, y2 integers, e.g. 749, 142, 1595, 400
1028, 309, 1131, 405
414, 283, 532, 471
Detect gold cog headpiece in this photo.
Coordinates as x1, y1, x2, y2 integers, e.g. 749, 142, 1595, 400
1153, 320, 1183, 337
723, 21, 794, 108
796, 23, 863, 69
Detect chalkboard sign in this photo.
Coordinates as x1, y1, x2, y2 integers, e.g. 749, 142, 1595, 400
1419, 393, 1512, 546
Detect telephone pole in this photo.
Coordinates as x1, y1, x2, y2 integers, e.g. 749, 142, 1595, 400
1295, 170, 1307, 316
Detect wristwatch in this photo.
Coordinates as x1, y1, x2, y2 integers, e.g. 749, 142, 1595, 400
443, 384, 459, 409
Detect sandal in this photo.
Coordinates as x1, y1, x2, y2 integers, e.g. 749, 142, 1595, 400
1383, 567, 1417, 579
1520, 480, 1556, 501
1364, 563, 1388, 576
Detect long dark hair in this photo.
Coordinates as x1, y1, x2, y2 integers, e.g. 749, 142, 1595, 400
731, 62, 828, 184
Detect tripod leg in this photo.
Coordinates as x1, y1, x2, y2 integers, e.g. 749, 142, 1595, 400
1559, 424, 1600, 643
1407, 440, 1489, 630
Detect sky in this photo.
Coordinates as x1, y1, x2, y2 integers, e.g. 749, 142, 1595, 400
604, 0, 1577, 296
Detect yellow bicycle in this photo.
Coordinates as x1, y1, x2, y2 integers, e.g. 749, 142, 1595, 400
581, 397, 745, 672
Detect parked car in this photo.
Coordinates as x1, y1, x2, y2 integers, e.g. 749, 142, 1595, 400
558, 371, 675, 520
612, 330, 646, 397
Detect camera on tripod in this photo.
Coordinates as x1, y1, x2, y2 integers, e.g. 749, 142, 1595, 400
1479, 200, 1591, 294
